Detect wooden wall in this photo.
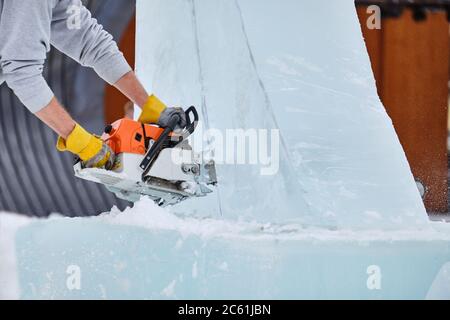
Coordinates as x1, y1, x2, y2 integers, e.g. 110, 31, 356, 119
357, 7, 449, 213
105, 8, 450, 213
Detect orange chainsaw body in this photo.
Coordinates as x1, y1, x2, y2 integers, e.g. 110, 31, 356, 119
101, 119, 165, 155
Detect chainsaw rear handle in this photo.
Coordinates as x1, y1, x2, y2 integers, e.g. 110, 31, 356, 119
184, 106, 199, 136
167, 114, 182, 131
165, 106, 198, 133
139, 106, 199, 180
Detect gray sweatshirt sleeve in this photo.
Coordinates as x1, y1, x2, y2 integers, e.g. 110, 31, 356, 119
0, 0, 132, 113
0, 0, 54, 113
51, 0, 132, 85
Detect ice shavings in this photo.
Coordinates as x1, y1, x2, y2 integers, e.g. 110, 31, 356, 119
93, 198, 450, 243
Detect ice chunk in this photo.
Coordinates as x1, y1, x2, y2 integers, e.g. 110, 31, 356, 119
0, 213, 31, 300
136, 0, 427, 228
427, 262, 450, 300
7, 206, 450, 299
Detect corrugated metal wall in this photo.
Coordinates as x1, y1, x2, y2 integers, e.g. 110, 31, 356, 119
0, 0, 136, 217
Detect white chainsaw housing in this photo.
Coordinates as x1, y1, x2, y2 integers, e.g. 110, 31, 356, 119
74, 144, 217, 206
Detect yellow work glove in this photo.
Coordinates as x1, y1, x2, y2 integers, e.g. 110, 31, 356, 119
138, 95, 167, 124
139, 95, 187, 129
57, 124, 115, 170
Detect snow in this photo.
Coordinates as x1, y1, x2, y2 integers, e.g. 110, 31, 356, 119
103, 198, 447, 242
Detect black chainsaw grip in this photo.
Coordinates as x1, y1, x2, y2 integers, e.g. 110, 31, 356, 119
184, 106, 199, 136
167, 113, 181, 131
140, 125, 172, 176
140, 106, 199, 181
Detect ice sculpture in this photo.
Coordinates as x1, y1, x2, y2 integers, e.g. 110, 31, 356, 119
136, 0, 427, 228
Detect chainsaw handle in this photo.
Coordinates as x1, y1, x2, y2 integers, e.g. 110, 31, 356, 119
165, 106, 197, 134
140, 124, 173, 176
184, 106, 199, 136
167, 113, 181, 131
139, 106, 200, 180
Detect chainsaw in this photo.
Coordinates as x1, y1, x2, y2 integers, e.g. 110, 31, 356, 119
74, 106, 217, 207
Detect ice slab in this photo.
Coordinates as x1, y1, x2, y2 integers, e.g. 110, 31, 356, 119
136, 0, 427, 228
0, 213, 30, 300
9, 202, 450, 300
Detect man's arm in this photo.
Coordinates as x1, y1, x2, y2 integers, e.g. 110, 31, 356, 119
37, 96, 115, 169
50, 0, 186, 128
35, 72, 148, 140
50, 0, 148, 107
0, 0, 112, 169
36, 98, 76, 140
114, 71, 149, 108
